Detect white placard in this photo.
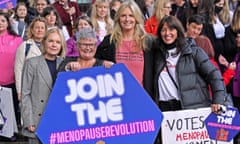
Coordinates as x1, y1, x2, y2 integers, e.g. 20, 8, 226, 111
161, 107, 233, 144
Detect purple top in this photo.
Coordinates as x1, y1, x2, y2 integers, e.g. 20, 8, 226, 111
233, 53, 240, 97
66, 36, 79, 57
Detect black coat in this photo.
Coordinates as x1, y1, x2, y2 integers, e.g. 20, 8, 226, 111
223, 26, 239, 62
152, 38, 226, 109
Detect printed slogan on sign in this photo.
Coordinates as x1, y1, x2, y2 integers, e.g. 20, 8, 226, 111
161, 108, 233, 144
36, 64, 163, 144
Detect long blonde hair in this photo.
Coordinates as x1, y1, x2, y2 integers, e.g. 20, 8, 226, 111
110, 0, 147, 51
153, 0, 171, 22
230, 6, 240, 32
215, 0, 231, 25
91, 0, 113, 35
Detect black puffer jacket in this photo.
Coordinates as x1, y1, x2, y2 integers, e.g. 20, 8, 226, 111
153, 38, 226, 109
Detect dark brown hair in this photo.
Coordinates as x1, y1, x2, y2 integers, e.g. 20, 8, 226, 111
157, 16, 185, 51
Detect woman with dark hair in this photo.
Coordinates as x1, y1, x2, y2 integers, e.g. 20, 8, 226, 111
0, 12, 23, 131
153, 15, 226, 112
11, 2, 29, 40
181, 0, 211, 31
41, 6, 70, 40
153, 16, 228, 143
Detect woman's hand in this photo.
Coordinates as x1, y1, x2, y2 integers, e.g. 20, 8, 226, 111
218, 55, 229, 67
103, 60, 114, 68
67, 7, 76, 15
65, 62, 81, 71
28, 125, 36, 132
211, 104, 224, 114
228, 62, 236, 70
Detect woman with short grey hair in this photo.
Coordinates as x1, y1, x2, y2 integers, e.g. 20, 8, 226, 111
58, 28, 105, 71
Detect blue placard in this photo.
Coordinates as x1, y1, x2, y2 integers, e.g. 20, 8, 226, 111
0, 0, 16, 10
205, 106, 240, 142
36, 64, 163, 144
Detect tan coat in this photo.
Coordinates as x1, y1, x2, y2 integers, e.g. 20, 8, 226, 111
14, 39, 42, 94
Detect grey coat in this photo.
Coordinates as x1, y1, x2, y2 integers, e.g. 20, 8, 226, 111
153, 38, 226, 109
21, 55, 62, 138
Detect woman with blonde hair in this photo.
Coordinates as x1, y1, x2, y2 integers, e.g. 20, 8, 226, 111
15, 17, 48, 101
223, 6, 240, 63
21, 28, 65, 144
145, 0, 171, 35
205, 0, 233, 63
91, 0, 113, 45
96, 0, 154, 97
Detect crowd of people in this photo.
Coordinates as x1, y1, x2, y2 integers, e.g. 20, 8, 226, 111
0, 0, 240, 143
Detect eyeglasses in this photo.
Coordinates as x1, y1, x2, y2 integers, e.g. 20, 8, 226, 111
79, 43, 96, 48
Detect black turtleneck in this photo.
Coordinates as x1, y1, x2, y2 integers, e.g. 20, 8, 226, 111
163, 41, 177, 50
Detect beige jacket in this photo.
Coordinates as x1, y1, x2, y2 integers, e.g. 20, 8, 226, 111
14, 39, 42, 94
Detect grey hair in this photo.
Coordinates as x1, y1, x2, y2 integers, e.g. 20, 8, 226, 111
76, 28, 97, 44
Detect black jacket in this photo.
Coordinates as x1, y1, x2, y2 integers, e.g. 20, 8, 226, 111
153, 38, 226, 109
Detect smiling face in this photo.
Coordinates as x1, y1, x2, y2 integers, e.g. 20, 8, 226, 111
119, 7, 136, 32
36, 0, 48, 14
78, 38, 97, 60
160, 23, 178, 44
32, 21, 46, 42
44, 31, 62, 59
186, 22, 203, 38
77, 19, 91, 31
163, 2, 172, 16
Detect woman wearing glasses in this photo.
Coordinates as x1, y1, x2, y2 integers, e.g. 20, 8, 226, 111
58, 28, 104, 72
145, 0, 171, 35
